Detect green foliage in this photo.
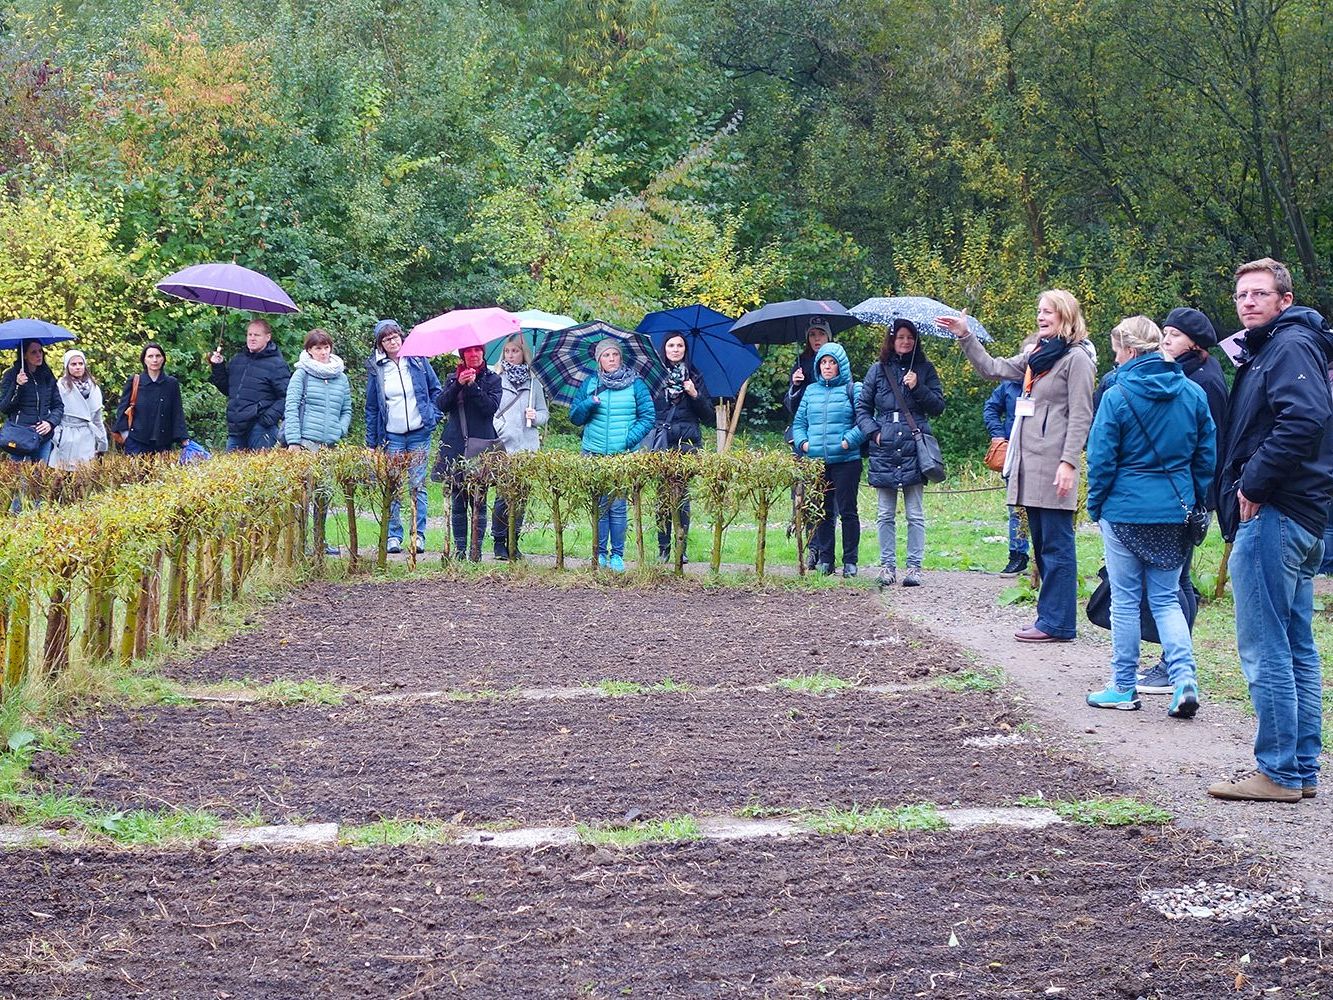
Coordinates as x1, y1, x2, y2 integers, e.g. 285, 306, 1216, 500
577, 814, 703, 847
775, 672, 853, 695
339, 818, 458, 847
1019, 794, 1172, 827
802, 802, 947, 835
934, 668, 1005, 694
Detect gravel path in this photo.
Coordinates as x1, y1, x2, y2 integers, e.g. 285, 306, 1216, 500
883, 568, 1333, 899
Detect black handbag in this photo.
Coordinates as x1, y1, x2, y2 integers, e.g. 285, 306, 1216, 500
1112, 386, 1209, 546
1, 377, 46, 456
1085, 565, 1197, 645
0, 421, 42, 456
457, 399, 503, 460
644, 400, 679, 452
884, 365, 946, 484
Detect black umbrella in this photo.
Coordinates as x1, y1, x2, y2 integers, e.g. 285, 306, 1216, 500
730, 298, 860, 345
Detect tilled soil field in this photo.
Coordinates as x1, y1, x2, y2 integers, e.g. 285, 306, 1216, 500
1, 827, 1327, 999
32, 690, 1102, 823
162, 577, 970, 691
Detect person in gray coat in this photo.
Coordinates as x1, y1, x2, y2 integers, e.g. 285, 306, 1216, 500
490, 334, 549, 560
855, 320, 945, 588
50, 349, 108, 469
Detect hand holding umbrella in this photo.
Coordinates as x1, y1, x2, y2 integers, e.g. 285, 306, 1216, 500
935, 310, 972, 339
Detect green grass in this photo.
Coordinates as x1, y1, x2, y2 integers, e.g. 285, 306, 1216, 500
802, 802, 947, 835
593, 677, 694, 697
934, 668, 1006, 693
339, 818, 459, 847
185, 678, 348, 706
86, 806, 222, 845
577, 814, 703, 847
1019, 794, 1172, 826
775, 672, 853, 695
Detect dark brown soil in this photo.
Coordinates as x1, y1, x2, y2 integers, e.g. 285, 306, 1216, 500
163, 577, 970, 691
2, 827, 1327, 999
33, 691, 1106, 823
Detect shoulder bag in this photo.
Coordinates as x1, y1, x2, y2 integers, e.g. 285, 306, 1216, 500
112, 375, 141, 446
1, 376, 46, 456
1114, 387, 1209, 546
644, 399, 680, 452
885, 367, 946, 484
457, 393, 504, 460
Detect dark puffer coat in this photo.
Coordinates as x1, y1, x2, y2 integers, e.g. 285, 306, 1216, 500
651, 365, 714, 452
209, 340, 291, 436
0, 360, 63, 440
854, 351, 946, 488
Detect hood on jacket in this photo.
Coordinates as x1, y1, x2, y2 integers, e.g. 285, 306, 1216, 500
245, 340, 283, 360
1115, 352, 1191, 402
1238, 305, 1333, 364
296, 350, 346, 379
813, 342, 852, 388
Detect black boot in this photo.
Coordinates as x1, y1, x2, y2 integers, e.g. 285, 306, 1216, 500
1000, 550, 1029, 576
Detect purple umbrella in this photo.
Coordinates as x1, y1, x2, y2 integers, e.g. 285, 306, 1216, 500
156, 263, 299, 314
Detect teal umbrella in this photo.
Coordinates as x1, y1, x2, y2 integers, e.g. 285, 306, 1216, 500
483, 309, 578, 365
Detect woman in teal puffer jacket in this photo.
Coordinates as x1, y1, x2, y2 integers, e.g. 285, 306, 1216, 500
284, 328, 352, 554
793, 342, 867, 577
569, 338, 655, 572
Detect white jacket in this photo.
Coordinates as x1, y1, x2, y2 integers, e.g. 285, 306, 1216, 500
50, 379, 108, 469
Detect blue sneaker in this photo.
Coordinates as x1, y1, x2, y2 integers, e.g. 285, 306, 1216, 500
609, 554, 626, 573
598, 553, 609, 568
1135, 662, 1173, 695
1168, 681, 1199, 719
1086, 685, 1141, 711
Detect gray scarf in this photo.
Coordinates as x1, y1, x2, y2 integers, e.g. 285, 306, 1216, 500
599, 365, 637, 392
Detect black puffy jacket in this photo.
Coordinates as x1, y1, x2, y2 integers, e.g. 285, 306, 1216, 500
854, 353, 945, 488
209, 341, 291, 435
652, 365, 714, 451
0, 361, 63, 439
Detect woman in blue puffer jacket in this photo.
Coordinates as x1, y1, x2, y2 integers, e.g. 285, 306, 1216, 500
793, 342, 866, 578
285, 328, 352, 556
1085, 315, 1215, 718
855, 320, 945, 588
569, 338, 655, 572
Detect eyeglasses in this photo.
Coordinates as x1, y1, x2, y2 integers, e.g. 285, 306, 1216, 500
1233, 289, 1279, 303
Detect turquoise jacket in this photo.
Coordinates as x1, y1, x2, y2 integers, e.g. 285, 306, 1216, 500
284, 352, 352, 446
569, 372, 655, 455
792, 343, 866, 464
1086, 352, 1215, 524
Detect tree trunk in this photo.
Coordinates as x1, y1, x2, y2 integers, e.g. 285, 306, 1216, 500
551, 492, 565, 570
42, 586, 71, 676
754, 497, 770, 579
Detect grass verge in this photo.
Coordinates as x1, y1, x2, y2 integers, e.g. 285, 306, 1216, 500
577, 814, 703, 847
1018, 794, 1172, 826
802, 802, 947, 835
775, 672, 854, 695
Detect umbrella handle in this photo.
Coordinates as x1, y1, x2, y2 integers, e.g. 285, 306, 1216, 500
527, 384, 534, 428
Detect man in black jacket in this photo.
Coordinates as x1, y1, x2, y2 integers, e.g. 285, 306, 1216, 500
209, 318, 291, 451
1208, 258, 1333, 804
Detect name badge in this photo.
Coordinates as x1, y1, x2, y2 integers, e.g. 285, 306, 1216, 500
1015, 398, 1036, 418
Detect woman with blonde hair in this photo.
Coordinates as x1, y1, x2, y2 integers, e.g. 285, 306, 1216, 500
1084, 316, 1215, 715
50, 349, 108, 469
490, 333, 549, 560
939, 290, 1096, 642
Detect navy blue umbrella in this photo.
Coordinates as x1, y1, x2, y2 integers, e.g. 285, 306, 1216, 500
730, 298, 860, 345
0, 318, 75, 351
637, 305, 760, 398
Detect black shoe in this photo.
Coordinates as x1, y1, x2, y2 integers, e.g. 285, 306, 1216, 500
842, 563, 857, 578
494, 547, 510, 561
1000, 551, 1029, 576
817, 562, 834, 576
806, 550, 818, 570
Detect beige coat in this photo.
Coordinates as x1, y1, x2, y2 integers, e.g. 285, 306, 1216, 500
961, 334, 1095, 511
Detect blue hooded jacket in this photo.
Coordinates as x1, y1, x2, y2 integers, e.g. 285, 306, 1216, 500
792, 343, 866, 464
1086, 352, 1215, 524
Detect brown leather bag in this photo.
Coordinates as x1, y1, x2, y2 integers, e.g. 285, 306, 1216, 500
984, 437, 1008, 473
113, 374, 140, 446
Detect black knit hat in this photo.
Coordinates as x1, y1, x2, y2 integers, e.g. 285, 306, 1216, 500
1162, 308, 1218, 350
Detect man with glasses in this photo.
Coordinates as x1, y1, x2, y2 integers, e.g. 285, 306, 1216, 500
1209, 258, 1333, 803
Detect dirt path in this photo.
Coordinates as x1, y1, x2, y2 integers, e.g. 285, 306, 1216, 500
883, 568, 1333, 899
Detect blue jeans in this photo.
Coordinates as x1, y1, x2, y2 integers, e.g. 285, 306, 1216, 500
1008, 505, 1028, 554
226, 423, 278, 452
1100, 521, 1196, 691
1229, 506, 1324, 790
876, 483, 924, 570
1027, 506, 1077, 639
384, 427, 431, 543
1320, 499, 1333, 574
597, 495, 627, 559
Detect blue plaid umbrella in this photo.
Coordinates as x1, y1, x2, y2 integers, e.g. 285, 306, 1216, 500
532, 320, 667, 406
636, 305, 759, 398
850, 296, 991, 341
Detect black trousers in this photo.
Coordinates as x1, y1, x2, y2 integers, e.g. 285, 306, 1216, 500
491, 495, 526, 556
812, 459, 862, 566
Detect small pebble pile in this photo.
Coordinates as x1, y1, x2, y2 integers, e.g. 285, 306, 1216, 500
1141, 880, 1302, 921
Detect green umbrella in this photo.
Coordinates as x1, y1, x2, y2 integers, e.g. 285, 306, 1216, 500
483, 309, 578, 365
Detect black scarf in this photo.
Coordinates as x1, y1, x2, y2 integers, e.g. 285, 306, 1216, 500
663, 362, 688, 402
1027, 336, 1071, 376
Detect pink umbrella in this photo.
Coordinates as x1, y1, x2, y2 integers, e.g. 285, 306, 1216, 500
399, 308, 521, 358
